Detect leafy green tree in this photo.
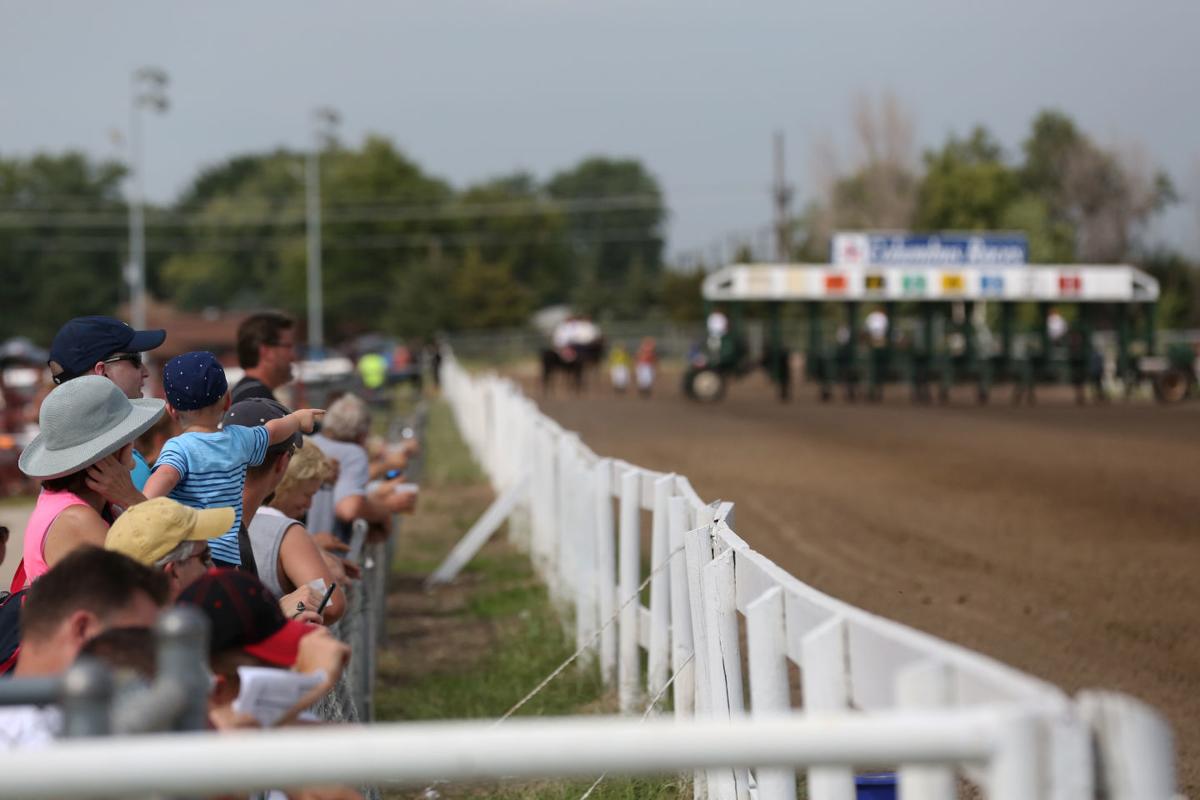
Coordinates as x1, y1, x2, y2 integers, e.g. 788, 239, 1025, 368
546, 157, 666, 306
1020, 110, 1175, 262
659, 268, 706, 322
385, 259, 457, 338
915, 127, 1019, 230
156, 149, 306, 310
450, 250, 533, 329
456, 172, 573, 308
1140, 249, 1198, 328
318, 137, 454, 337
0, 152, 128, 342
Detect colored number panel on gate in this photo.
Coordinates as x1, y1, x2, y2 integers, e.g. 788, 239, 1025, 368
941, 273, 966, 294
902, 274, 926, 295
1059, 273, 1083, 295
825, 274, 848, 294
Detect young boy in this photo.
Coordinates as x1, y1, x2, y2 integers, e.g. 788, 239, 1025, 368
145, 352, 322, 569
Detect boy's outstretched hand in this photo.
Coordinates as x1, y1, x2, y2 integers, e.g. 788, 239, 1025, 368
294, 408, 325, 434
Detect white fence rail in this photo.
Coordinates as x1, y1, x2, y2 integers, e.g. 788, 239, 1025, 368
440, 353, 1178, 800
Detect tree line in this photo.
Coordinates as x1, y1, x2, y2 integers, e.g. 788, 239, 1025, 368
0, 105, 1195, 345
793, 98, 1196, 327
0, 141, 689, 344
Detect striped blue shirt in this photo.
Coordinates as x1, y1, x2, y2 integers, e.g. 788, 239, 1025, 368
155, 425, 270, 566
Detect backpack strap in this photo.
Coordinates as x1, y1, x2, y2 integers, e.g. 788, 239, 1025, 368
8, 559, 25, 594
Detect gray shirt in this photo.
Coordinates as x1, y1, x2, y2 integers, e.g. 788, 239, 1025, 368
247, 508, 297, 599
306, 434, 370, 539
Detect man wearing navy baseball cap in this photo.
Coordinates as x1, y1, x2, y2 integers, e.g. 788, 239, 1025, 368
47, 316, 166, 491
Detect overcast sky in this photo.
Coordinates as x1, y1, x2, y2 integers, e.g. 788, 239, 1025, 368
2, 0, 1197, 260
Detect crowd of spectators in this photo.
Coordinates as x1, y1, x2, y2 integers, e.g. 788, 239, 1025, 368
0, 312, 421, 800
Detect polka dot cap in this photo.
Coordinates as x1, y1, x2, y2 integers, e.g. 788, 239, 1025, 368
162, 351, 229, 411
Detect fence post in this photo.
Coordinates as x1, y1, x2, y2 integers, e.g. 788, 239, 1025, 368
550, 433, 572, 610
573, 452, 597, 658
617, 468, 642, 714
896, 660, 956, 800
61, 658, 113, 738
593, 459, 618, 687
801, 617, 855, 800
646, 474, 674, 703
667, 496, 695, 720
745, 588, 796, 800
1078, 690, 1177, 800
990, 711, 1043, 800
532, 426, 557, 585
154, 606, 211, 731
702, 551, 750, 800
684, 525, 716, 800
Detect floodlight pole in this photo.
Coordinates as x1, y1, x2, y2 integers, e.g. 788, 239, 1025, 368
127, 68, 168, 336
306, 107, 339, 357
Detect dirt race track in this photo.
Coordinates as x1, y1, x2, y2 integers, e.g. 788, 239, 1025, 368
529, 367, 1200, 793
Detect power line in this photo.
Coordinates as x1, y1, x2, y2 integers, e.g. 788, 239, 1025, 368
0, 194, 666, 229
10, 227, 665, 254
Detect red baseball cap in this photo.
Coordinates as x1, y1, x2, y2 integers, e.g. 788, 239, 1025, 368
176, 568, 317, 668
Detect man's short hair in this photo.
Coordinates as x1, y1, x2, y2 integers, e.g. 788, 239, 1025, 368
78, 626, 157, 682
21, 547, 169, 642
237, 312, 295, 369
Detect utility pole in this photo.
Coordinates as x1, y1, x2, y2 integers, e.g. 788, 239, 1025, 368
305, 107, 340, 357
772, 130, 793, 262
127, 67, 168, 335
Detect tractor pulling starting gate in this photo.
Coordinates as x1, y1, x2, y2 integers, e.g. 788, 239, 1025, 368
687, 262, 1196, 403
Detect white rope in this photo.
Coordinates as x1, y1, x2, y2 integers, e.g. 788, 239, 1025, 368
494, 541, 686, 725
417, 542, 690, 799
576, 652, 697, 800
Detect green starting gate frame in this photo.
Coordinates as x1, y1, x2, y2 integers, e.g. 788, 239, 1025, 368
700, 262, 1161, 400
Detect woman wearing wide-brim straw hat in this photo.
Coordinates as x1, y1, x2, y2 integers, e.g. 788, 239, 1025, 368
15, 375, 164, 587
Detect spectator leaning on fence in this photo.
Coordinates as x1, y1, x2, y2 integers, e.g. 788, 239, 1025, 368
225, 398, 345, 623
232, 311, 298, 404
175, 569, 350, 727
104, 497, 231, 601
47, 316, 166, 490
144, 351, 322, 570
269, 436, 351, 562
0, 547, 167, 749
307, 394, 415, 541
180, 568, 360, 800
16, 375, 165, 587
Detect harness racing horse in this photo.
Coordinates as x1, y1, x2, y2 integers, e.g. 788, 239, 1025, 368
540, 339, 606, 395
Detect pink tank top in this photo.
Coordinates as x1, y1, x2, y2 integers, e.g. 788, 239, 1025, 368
22, 489, 90, 587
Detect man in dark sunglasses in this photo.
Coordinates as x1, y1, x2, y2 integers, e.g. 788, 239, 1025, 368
47, 316, 167, 491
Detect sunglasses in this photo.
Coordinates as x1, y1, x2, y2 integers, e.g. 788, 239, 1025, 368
103, 352, 144, 369
182, 544, 214, 569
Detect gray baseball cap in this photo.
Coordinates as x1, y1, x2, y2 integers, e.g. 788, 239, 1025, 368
219, 397, 302, 456
19, 375, 165, 479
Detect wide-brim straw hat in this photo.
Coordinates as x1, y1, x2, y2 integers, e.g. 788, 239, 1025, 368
19, 375, 166, 479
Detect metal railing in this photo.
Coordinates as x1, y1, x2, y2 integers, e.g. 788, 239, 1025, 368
0, 607, 210, 737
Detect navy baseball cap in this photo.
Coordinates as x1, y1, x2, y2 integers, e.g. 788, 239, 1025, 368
220, 397, 302, 455
163, 351, 229, 411
49, 316, 166, 383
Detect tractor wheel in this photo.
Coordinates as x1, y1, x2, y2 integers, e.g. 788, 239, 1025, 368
1153, 368, 1191, 403
687, 368, 726, 403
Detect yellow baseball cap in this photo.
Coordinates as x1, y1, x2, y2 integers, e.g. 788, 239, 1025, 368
105, 498, 235, 566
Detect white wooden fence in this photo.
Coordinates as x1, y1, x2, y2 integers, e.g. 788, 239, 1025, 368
440, 353, 1178, 800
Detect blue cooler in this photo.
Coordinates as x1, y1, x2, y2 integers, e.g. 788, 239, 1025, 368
855, 772, 897, 800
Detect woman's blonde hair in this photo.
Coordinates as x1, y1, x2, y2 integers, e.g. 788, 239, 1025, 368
273, 441, 334, 500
